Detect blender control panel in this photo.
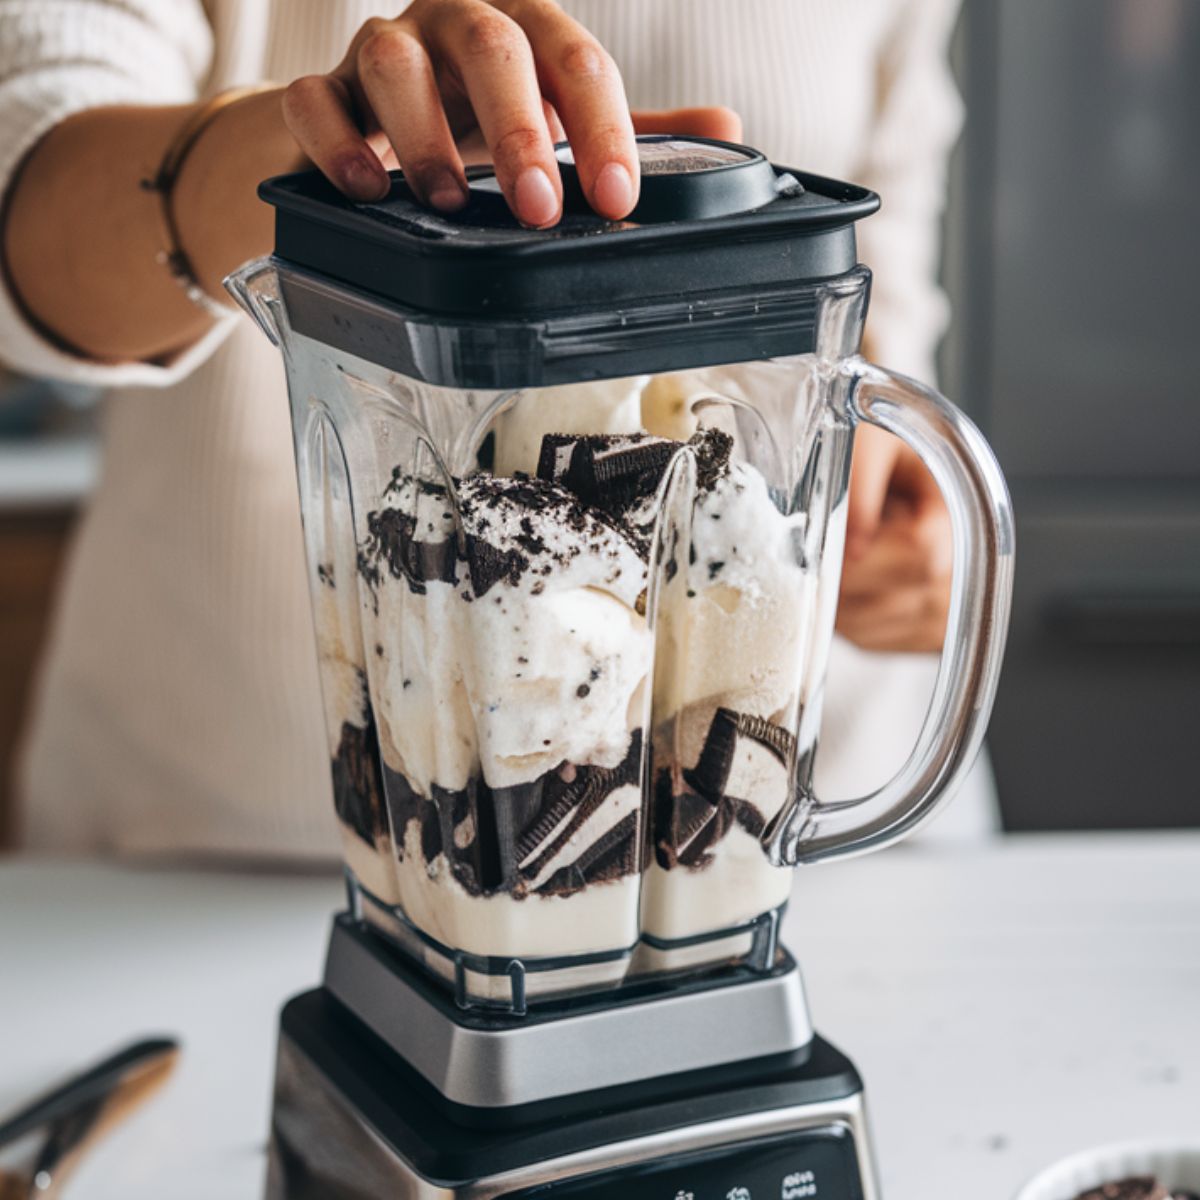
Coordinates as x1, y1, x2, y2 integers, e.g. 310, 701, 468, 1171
498, 1128, 864, 1200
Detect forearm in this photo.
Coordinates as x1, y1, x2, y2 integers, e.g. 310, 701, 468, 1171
2, 89, 303, 363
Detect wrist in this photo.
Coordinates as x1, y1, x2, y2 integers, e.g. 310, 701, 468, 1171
170, 88, 308, 305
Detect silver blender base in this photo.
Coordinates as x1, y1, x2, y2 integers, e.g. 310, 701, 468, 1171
265, 917, 881, 1199
268, 1009, 879, 1198
323, 914, 814, 1108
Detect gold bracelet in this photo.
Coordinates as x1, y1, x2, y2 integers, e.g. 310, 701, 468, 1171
141, 84, 277, 318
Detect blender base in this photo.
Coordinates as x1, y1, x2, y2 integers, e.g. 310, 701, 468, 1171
323, 913, 815, 1110
264, 920, 881, 1199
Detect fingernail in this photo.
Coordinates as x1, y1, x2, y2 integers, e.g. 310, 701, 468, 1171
426, 170, 467, 212
514, 166, 559, 227
345, 157, 388, 201
593, 161, 634, 217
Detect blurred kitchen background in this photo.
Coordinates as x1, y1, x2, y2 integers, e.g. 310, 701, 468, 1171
940, 0, 1199, 830
1, 0, 1197, 842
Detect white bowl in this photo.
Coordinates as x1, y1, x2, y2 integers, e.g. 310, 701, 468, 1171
1016, 1142, 1200, 1200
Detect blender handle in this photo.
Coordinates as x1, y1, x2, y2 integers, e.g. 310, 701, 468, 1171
770, 359, 1015, 865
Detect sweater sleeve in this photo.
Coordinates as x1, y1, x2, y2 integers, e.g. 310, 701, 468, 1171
853, 0, 964, 386
0, 0, 237, 387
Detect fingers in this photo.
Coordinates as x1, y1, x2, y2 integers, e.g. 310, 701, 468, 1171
836, 515, 952, 652
424, 2, 562, 227
837, 440, 954, 653
911, 490, 953, 578
844, 425, 902, 561
542, 98, 566, 143
282, 74, 390, 201
354, 20, 468, 210
889, 445, 953, 577
839, 528, 932, 596
497, 0, 638, 219
632, 107, 744, 142
836, 585, 948, 653
296, 4, 742, 226
837, 583, 949, 652
836, 586, 949, 652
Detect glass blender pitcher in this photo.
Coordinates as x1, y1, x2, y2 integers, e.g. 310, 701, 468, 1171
228, 136, 1013, 1015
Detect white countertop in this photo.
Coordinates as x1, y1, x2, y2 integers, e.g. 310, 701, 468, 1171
2, 834, 1199, 1199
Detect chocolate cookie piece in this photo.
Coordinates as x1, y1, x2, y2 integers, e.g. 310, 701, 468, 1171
653, 705, 792, 870
386, 767, 502, 894
684, 707, 740, 803
515, 732, 644, 897
462, 533, 528, 597
360, 506, 458, 595
432, 777, 506, 894
513, 770, 609, 874
687, 428, 733, 492
518, 724, 643, 859
537, 433, 677, 516
652, 767, 767, 870
1074, 1178, 1171, 1200
538, 810, 641, 897
382, 765, 442, 865
684, 707, 796, 803
331, 706, 388, 847
652, 774, 719, 869
457, 469, 649, 580
735, 712, 795, 764
386, 732, 644, 900
660, 783, 730, 868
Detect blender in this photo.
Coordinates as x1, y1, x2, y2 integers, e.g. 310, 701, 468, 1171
228, 135, 1014, 1199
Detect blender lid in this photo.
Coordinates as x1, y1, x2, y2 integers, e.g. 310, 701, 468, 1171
259, 135, 880, 318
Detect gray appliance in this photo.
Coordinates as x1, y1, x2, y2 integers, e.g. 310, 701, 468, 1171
228, 136, 1013, 1197
949, 0, 1200, 829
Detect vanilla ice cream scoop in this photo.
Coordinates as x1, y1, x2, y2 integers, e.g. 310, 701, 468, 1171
454, 473, 651, 789
359, 463, 654, 794
492, 376, 648, 477
654, 457, 811, 725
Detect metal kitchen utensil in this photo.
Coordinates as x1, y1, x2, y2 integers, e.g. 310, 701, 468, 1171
0, 1037, 179, 1198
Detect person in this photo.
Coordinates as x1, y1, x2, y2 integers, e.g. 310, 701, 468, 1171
0, 0, 986, 858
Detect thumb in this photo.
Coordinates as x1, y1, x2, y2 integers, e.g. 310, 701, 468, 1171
844, 426, 900, 561
631, 106, 743, 142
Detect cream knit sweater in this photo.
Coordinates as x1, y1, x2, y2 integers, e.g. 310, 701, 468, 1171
1, 0, 980, 857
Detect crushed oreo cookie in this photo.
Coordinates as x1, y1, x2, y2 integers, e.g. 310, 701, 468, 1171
362, 506, 458, 595
684, 706, 795, 801
689, 428, 733, 492
515, 733, 642, 894
537, 432, 677, 516
383, 733, 643, 900
541, 810, 640, 895
652, 766, 766, 870
352, 427, 751, 898
1073, 1178, 1194, 1200
649, 705, 795, 869
330, 690, 388, 847
359, 468, 644, 597
461, 533, 528, 596
358, 428, 734, 598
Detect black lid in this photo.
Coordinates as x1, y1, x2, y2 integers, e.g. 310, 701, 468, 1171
260, 136, 880, 320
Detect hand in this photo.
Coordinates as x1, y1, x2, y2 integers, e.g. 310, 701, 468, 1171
281, 0, 741, 227
836, 424, 953, 653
